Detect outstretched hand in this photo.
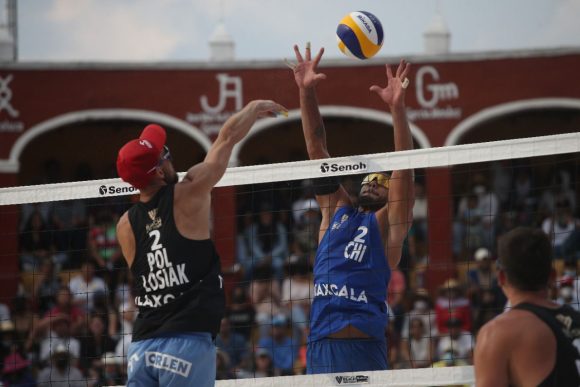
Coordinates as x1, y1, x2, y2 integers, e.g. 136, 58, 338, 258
287, 43, 327, 90
370, 59, 411, 108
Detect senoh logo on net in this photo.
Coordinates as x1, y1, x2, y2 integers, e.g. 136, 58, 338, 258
335, 375, 370, 385
99, 185, 137, 196
320, 162, 367, 173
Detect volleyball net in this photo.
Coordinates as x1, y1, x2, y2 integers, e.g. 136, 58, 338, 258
0, 132, 579, 386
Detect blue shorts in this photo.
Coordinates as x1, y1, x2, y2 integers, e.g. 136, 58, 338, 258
127, 333, 216, 387
307, 338, 387, 374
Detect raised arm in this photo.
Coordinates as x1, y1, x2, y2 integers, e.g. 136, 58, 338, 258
181, 100, 287, 193
370, 60, 415, 268
290, 43, 329, 160
290, 43, 351, 239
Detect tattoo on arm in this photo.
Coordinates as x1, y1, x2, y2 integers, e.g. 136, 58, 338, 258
314, 125, 325, 139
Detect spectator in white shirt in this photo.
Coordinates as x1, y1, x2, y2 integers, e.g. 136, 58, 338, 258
541, 200, 579, 260
39, 314, 81, 365
436, 317, 473, 363
69, 259, 107, 312
37, 343, 85, 386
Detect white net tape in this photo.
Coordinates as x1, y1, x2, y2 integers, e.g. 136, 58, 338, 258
1, 132, 578, 204
216, 366, 474, 387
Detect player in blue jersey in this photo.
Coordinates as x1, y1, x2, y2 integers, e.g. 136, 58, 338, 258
288, 43, 415, 373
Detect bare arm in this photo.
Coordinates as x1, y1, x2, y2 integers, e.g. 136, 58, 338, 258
371, 60, 415, 268
180, 100, 287, 195
116, 212, 135, 268
474, 321, 510, 387
291, 43, 351, 240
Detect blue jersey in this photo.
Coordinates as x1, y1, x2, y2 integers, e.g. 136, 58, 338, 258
309, 206, 391, 342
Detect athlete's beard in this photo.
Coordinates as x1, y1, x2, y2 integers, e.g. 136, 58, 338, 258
164, 170, 179, 185
358, 193, 387, 212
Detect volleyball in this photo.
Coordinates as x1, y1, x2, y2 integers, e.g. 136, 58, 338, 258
336, 11, 384, 60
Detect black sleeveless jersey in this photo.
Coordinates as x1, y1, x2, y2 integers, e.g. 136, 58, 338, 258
128, 184, 225, 341
513, 303, 580, 387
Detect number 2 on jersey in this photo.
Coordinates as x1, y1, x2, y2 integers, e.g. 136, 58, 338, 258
344, 226, 368, 263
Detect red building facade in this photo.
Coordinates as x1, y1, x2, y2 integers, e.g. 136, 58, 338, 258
1, 48, 580, 299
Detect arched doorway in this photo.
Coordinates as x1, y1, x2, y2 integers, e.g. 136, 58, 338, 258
11, 109, 211, 185
445, 99, 580, 261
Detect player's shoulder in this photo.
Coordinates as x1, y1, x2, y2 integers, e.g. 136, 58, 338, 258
116, 211, 131, 232
479, 309, 527, 340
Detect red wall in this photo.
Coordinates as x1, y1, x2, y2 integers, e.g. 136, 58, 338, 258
1, 50, 580, 299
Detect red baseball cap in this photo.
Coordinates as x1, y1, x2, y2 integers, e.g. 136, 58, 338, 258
116, 124, 167, 189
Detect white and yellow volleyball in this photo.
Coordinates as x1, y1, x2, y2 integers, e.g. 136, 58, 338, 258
336, 11, 384, 60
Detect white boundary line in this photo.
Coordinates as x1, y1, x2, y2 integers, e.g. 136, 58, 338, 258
1, 133, 578, 206
217, 365, 475, 387
104, 365, 474, 387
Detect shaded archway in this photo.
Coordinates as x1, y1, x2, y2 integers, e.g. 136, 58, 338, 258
445, 99, 580, 263
445, 98, 580, 146
446, 100, 580, 200
7, 109, 211, 184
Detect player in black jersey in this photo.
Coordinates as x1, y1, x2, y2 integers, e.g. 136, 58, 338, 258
115, 100, 287, 387
474, 227, 580, 386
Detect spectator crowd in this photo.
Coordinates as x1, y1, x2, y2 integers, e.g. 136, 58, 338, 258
3, 161, 579, 384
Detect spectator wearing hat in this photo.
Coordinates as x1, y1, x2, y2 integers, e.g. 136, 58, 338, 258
469, 249, 506, 335
291, 180, 316, 224
1, 352, 36, 387
556, 274, 578, 310
434, 279, 472, 334
257, 314, 298, 375
236, 347, 274, 379
466, 248, 504, 310
36, 344, 85, 387
436, 317, 473, 364
467, 248, 496, 289
38, 314, 81, 367
292, 198, 321, 255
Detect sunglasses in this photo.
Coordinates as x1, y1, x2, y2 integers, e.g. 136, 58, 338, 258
361, 173, 390, 189
148, 146, 172, 173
